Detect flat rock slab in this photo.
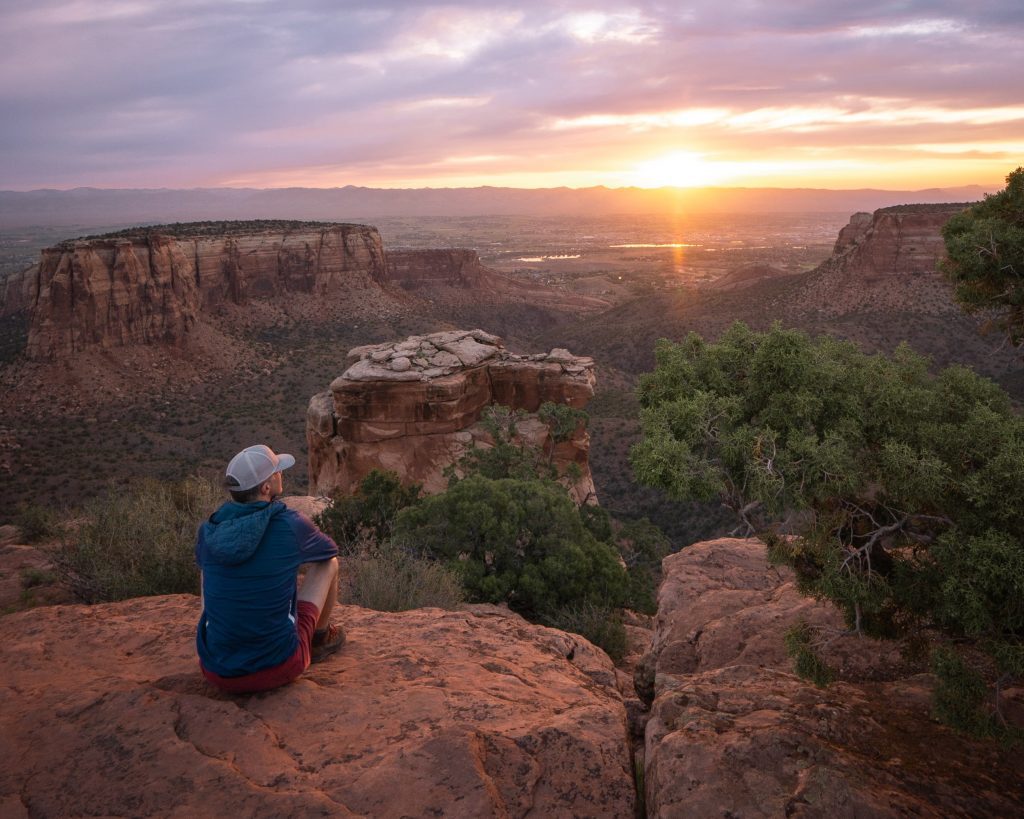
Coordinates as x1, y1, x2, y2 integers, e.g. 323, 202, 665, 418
0, 597, 634, 818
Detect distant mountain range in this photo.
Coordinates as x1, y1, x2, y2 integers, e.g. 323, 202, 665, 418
0, 184, 995, 228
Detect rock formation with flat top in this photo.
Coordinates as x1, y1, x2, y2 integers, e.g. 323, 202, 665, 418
24, 222, 387, 360
307, 329, 598, 503
799, 204, 971, 316
387, 248, 490, 289
0, 596, 635, 817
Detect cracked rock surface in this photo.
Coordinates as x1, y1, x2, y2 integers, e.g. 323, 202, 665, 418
640, 538, 1024, 818
0, 594, 634, 817
340, 329, 573, 381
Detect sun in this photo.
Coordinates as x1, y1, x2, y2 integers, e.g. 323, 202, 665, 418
629, 151, 738, 188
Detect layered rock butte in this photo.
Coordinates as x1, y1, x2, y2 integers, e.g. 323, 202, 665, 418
798, 203, 970, 316
307, 330, 598, 503
387, 248, 489, 289
14, 222, 519, 361
23, 222, 388, 360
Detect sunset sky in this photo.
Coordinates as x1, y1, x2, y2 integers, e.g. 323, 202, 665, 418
1, 0, 1021, 191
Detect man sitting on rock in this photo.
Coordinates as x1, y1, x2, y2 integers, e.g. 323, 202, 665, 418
195, 444, 344, 693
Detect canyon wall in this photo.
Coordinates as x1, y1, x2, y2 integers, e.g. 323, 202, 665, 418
0, 266, 34, 316
831, 204, 966, 282
23, 222, 387, 360
307, 329, 598, 504
831, 210, 873, 254
386, 248, 489, 289
799, 204, 969, 316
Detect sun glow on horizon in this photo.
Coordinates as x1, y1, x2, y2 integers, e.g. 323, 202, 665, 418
628, 151, 740, 188
623, 151, 844, 189
216, 147, 1013, 192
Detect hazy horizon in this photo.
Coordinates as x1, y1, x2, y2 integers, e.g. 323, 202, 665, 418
0, 182, 996, 229
0, 181, 1002, 194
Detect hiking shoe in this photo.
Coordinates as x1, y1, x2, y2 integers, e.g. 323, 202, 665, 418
311, 623, 345, 663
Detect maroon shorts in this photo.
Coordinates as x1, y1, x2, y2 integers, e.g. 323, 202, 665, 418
201, 601, 320, 694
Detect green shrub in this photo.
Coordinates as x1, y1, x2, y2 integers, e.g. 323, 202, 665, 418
315, 470, 421, 555
395, 475, 628, 620
57, 476, 221, 603
447, 403, 590, 485
784, 621, 835, 688
14, 502, 62, 543
616, 518, 672, 615
447, 405, 554, 483
537, 401, 588, 464
580, 503, 613, 542
632, 322, 1024, 730
20, 566, 56, 588
546, 602, 628, 664
341, 543, 464, 612
930, 646, 991, 736
942, 166, 1024, 347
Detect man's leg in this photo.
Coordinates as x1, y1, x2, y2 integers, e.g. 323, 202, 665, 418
298, 557, 339, 630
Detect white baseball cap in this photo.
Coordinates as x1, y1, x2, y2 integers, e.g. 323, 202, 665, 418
225, 444, 295, 491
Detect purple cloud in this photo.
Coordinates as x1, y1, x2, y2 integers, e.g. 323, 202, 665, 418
0, 0, 1021, 189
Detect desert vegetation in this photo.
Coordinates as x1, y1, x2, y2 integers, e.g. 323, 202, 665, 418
314, 405, 671, 661
942, 166, 1024, 348
55, 476, 220, 603
631, 321, 1023, 737
61, 220, 358, 246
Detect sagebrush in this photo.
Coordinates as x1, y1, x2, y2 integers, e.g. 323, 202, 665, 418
341, 543, 464, 612
57, 476, 220, 602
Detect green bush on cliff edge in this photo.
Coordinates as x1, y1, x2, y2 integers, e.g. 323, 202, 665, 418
631, 321, 1024, 736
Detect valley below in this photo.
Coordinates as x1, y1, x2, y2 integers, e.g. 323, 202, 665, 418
2, 209, 1022, 550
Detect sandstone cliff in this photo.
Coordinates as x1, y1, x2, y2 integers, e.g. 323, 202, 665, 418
307, 329, 598, 503
799, 204, 970, 316
0, 266, 34, 316
0, 596, 635, 817
831, 211, 873, 254
24, 222, 388, 360
387, 248, 489, 289
637, 538, 1024, 817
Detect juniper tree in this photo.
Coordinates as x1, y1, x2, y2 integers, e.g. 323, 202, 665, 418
394, 474, 627, 621
943, 166, 1024, 348
630, 322, 1024, 732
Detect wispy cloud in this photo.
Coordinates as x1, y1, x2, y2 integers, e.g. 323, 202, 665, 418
0, 0, 1021, 189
